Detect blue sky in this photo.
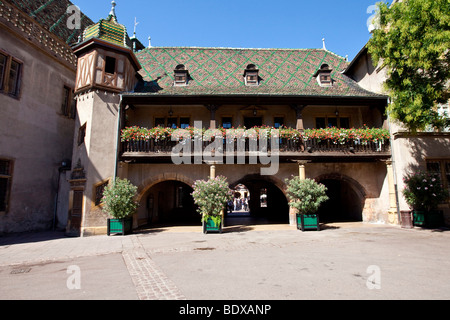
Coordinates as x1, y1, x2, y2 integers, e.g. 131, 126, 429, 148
72, 0, 387, 60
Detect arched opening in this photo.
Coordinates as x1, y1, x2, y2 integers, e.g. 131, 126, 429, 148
229, 175, 289, 225
316, 176, 365, 223
138, 180, 198, 227
227, 184, 250, 217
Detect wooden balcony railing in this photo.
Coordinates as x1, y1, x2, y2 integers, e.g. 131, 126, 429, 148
121, 138, 390, 156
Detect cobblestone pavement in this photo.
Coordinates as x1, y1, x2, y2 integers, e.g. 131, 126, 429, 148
1, 222, 450, 300
121, 235, 186, 300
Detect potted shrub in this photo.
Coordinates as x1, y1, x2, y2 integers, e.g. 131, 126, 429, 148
402, 171, 448, 228
285, 177, 329, 231
101, 178, 139, 236
192, 176, 233, 234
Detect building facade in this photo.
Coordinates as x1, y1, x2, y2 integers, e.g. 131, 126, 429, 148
0, 0, 92, 233
65, 4, 398, 237
5, 2, 444, 237
345, 46, 450, 226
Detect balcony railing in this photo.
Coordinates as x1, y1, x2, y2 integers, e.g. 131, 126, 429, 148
120, 126, 391, 157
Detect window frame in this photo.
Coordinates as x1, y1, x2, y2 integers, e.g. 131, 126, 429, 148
61, 85, 76, 119
78, 122, 87, 146
0, 50, 23, 99
0, 158, 14, 213
221, 116, 233, 129
93, 179, 110, 208
426, 159, 450, 201
314, 115, 351, 129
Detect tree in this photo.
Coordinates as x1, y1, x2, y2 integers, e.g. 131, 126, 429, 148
101, 178, 139, 219
368, 0, 450, 132
285, 177, 329, 215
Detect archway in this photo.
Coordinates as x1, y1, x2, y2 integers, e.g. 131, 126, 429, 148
316, 175, 365, 223
229, 175, 289, 224
137, 180, 198, 227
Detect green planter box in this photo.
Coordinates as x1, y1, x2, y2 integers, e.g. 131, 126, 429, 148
413, 211, 444, 228
203, 218, 222, 234
107, 218, 133, 236
297, 214, 320, 232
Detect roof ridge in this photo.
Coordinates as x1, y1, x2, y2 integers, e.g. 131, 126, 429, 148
139, 46, 348, 62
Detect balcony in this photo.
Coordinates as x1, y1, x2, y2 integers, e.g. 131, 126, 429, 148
119, 126, 391, 162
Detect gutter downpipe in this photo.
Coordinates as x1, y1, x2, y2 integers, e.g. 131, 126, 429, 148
386, 98, 401, 222
114, 94, 123, 182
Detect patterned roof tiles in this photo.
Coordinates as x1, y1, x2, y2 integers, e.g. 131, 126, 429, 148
133, 46, 385, 98
5, 0, 93, 44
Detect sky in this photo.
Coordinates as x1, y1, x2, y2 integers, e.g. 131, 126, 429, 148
72, 0, 387, 61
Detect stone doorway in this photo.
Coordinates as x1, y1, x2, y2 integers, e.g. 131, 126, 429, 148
317, 177, 365, 223
138, 180, 198, 227
228, 175, 289, 225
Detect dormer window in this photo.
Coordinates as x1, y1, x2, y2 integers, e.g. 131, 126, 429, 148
244, 64, 259, 86
174, 64, 189, 86
314, 64, 333, 87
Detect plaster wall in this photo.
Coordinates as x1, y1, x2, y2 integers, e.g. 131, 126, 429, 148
0, 26, 75, 233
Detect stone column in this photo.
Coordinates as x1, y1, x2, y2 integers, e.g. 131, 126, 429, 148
386, 160, 399, 225
299, 163, 306, 180
210, 164, 216, 179
206, 105, 220, 129
289, 161, 309, 227
291, 104, 307, 131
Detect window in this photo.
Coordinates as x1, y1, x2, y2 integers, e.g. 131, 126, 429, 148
94, 181, 109, 206
244, 64, 259, 86
180, 117, 190, 129
315, 116, 350, 129
0, 52, 22, 98
174, 64, 189, 86
274, 117, 285, 128
314, 64, 333, 87
62, 86, 76, 119
167, 117, 178, 129
0, 159, 13, 212
0, 53, 6, 90
222, 117, 233, 129
155, 117, 165, 127
260, 188, 267, 208
105, 56, 116, 74
78, 123, 87, 146
8, 60, 21, 96
426, 160, 450, 199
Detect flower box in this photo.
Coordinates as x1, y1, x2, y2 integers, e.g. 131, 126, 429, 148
203, 218, 222, 234
413, 210, 444, 229
297, 214, 320, 232
107, 218, 133, 236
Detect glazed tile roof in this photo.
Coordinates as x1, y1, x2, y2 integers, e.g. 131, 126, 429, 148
132, 47, 385, 98
82, 2, 132, 48
4, 0, 93, 44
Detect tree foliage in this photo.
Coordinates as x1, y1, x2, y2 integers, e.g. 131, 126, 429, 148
191, 176, 233, 225
285, 177, 329, 215
101, 178, 139, 219
368, 0, 450, 132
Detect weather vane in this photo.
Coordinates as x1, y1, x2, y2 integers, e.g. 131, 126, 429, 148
133, 17, 139, 36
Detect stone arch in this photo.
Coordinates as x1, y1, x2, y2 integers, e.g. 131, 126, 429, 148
136, 173, 195, 203
230, 174, 288, 197
135, 173, 197, 227
315, 173, 367, 222
229, 174, 289, 223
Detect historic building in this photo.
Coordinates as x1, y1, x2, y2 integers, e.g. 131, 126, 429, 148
0, 0, 92, 233
6, 1, 445, 237
345, 45, 450, 226
66, 3, 396, 237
